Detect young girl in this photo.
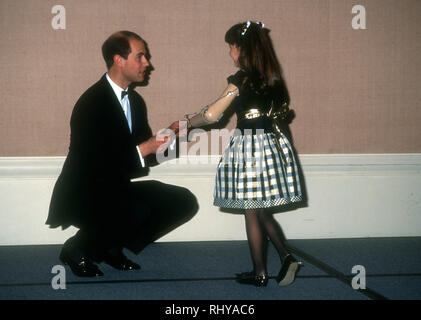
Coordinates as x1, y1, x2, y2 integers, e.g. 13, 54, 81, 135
186, 21, 304, 287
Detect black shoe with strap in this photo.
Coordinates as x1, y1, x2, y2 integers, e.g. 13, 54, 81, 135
235, 271, 269, 287
276, 254, 302, 286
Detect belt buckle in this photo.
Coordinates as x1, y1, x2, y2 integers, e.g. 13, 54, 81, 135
246, 113, 259, 120
246, 109, 262, 120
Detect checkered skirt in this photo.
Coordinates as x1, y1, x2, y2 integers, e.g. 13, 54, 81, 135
213, 131, 302, 209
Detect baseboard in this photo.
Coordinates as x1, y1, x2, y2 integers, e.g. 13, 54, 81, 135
1, 154, 420, 245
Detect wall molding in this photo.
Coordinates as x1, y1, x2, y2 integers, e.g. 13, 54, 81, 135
1, 154, 421, 246
1, 153, 420, 177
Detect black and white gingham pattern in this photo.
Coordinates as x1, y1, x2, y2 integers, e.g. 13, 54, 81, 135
213, 131, 302, 209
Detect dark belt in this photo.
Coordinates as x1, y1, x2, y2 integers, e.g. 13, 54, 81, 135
237, 108, 269, 121
237, 106, 290, 140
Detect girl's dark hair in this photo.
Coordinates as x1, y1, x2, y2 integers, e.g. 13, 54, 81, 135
225, 21, 288, 96
102, 31, 144, 69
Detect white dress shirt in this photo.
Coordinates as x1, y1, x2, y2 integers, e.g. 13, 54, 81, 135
105, 73, 145, 167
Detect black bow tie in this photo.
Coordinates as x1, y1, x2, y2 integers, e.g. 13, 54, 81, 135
121, 90, 129, 99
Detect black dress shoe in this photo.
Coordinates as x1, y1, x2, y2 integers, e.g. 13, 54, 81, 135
235, 271, 268, 287
276, 254, 302, 286
103, 252, 141, 271
59, 248, 104, 277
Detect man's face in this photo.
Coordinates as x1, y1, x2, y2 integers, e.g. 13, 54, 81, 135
121, 39, 150, 84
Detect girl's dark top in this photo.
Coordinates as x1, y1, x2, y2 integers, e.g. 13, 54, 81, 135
227, 70, 290, 134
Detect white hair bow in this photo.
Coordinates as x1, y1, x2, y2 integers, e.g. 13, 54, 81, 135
241, 21, 265, 36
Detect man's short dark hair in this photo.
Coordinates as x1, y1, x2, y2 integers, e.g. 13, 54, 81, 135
101, 31, 144, 69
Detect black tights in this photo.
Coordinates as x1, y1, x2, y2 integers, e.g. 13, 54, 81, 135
244, 209, 290, 276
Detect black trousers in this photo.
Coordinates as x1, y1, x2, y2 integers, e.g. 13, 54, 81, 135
70, 180, 199, 260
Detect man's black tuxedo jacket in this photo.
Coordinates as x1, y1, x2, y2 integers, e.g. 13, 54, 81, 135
46, 74, 155, 230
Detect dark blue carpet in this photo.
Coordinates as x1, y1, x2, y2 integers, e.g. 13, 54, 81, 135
0, 238, 420, 300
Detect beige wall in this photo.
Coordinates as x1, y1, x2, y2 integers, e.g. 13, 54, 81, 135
0, 0, 420, 156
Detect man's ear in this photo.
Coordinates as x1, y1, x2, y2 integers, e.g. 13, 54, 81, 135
113, 54, 124, 67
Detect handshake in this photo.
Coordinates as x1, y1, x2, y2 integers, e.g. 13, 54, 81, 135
139, 120, 189, 156
139, 83, 239, 157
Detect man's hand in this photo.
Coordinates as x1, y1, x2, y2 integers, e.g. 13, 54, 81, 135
168, 121, 180, 135
168, 120, 188, 138
139, 120, 188, 157
156, 129, 174, 154
138, 134, 170, 156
